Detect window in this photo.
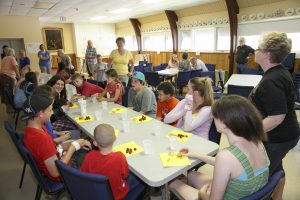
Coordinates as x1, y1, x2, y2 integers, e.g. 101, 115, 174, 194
143, 33, 169, 51
194, 28, 215, 51
124, 36, 137, 51
180, 30, 192, 51
165, 34, 173, 50
217, 27, 230, 51
287, 32, 300, 53
240, 35, 260, 50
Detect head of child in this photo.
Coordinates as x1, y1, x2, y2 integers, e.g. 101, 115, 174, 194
22, 94, 54, 124
96, 54, 102, 63
20, 66, 31, 78
182, 52, 188, 60
93, 124, 116, 152
57, 62, 66, 72
25, 72, 38, 86
188, 77, 213, 109
47, 75, 66, 96
71, 73, 83, 88
157, 82, 175, 102
105, 69, 118, 84
212, 95, 267, 144
34, 85, 56, 100
131, 71, 145, 92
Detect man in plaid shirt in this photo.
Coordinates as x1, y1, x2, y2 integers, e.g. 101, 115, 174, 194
85, 40, 97, 76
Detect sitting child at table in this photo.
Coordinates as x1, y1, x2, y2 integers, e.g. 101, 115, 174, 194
164, 77, 213, 139
95, 69, 123, 105
22, 94, 91, 182
128, 71, 157, 118
93, 54, 107, 88
81, 124, 146, 200
169, 95, 269, 200
156, 82, 179, 126
71, 73, 104, 100
178, 52, 191, 71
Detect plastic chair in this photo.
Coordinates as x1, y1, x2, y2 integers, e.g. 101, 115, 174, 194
145, 72, 161, 89
55, 160, 114, 200
18, 139, 64, 200
206, 64, 216, 71
144, 66, 152, 72
242, 67, 259, 75
190, 69, 202, 79
281, 53, 295, 74
161, 63, 168, 70
4, 85, 22, 130
139, 61, 147, 66
240, 170, 284, 200
227, 84, 254, 98
200, 71, 222, 92
176, 71, 191, 95
153, 65, 161, 71
4, 121, 27, 189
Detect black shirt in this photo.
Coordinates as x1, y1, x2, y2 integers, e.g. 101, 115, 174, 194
250, 65, 300, 143
236, 45, 254, 64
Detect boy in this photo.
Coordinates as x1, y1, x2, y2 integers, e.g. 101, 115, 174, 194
81, 124, 145, 200
71, 73, 104, 99
128, 71, 157, 118
156, 82, 179, 126
93, 54, 107, 88
23, 94, 91, 181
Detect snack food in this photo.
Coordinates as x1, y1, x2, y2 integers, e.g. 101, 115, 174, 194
79, 116, 91, 120
125, 147, 137, 155
138, 115, 147, 122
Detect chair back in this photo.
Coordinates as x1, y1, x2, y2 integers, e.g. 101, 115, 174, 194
4, 121, 24, 156
145, 72, 160, 88
208, 121, 221, 145
144, 66, 152, 72
281, 53, 295, 73
176, 71, 191, 88
139, 61, 147, 66
200, 71, 216, 85
161, 63, 168, 70
240, 170, 284, 200
242, 67, 259, 75
153, 65, 161, 71
3, 85, 18, 110
227, 85, 254, 98
190, 70, 202, 79
55, 160, 114, 200
18, 138, 64, 195
206, 64, 216, 71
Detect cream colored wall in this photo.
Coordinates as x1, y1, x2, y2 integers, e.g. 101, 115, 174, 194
0, 16, 42, 71
40, 23, 75, 55
115, 20, 134, 36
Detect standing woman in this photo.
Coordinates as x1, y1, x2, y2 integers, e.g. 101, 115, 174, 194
250, 31, 300, 200
108, 37, 134, 86
0, 48, 20, 111
164, 77, 213, 139
38, 44, 51, 74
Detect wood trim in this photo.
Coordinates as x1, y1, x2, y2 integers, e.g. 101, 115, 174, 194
129, 18, 142, 53
165, 10, 178, 53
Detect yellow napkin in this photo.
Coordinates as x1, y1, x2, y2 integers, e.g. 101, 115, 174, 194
113, 141, 144, 157
110, 108, 127, 114
160, 152, 191, 167
130, 115, 153, 123
165, 130, 192, 142
69, 103, 78, 109
115, 130, 119, 137
74, 115, 94, 123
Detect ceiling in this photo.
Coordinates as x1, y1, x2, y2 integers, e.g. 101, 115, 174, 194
0, 0, 220, 23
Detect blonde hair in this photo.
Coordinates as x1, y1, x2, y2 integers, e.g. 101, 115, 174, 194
258, 31, 292, 63
189, 77, 213, 111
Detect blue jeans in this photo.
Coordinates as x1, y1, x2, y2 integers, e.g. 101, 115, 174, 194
236, 63, 247, 74
125, 173, 146, 200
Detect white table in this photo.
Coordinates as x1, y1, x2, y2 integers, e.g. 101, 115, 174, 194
158, 68, 179, 76
65, 101, 219, 198
224, 74, 262, 88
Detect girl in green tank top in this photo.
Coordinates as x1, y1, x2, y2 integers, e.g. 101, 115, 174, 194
169, 95, 269, 200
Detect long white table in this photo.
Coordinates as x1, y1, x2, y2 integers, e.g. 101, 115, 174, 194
224, 74, 262, 88
65, 100, 219, 196
158, 68, 179, 76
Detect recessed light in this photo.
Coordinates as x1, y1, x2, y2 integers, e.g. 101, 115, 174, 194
109, 8, 131, 14
90, 16, 107, 20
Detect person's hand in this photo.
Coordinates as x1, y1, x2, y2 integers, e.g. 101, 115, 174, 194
179, 148, 198, 158
96, 96, 105, 102
61, 131, 71, 140
127, 71, 133, 76
76, 139, 92, 151
199, 184, 211, 200
61, 105, 69, 112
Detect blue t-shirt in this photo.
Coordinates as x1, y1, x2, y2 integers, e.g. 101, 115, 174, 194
19, 57, 30, 69
44, 121, 57, 139
38, 50, 51, 68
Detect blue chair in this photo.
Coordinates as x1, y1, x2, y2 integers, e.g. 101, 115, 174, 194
139, 61, 147, 66
153, 65, 161, 71
144, 66, 152, 72
206, 64, 216, 71
176, 71, 191, 95
200, 71, 222, 92
18, 139, 64, 200
227, 84, 254, 98
190, 69, 202, 79
161, 63, 168, 70
145, 72, 161, 89
55, 160, 114, 200
242, 67, 259, 75
4, 121, 27, 189
240, 170, 284, 200
281, 53, 295, 74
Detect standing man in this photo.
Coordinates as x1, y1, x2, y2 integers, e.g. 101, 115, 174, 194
236, 37, 254, 74
85, 40, 97, 77
57, 49, 75, 74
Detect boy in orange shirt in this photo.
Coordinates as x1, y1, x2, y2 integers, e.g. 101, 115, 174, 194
156, 82, 179, 126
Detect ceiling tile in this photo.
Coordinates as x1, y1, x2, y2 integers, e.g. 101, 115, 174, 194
28, 8, 48, 14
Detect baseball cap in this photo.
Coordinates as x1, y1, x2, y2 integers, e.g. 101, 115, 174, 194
131, 71, 145, 82
22, 94, 53, 121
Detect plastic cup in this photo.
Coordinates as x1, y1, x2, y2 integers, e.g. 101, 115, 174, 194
142, 139, 152, 155
122, 121, 130, 133
78, 100, 87, 116
169, 136, 178, 150
92, 96, 97, 103
121, 112, 127, 121
154, 124, 162, 136
102, 101, 108, 109
95, 110, 102, 120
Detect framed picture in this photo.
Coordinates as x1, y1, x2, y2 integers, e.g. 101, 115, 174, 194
42, 28, 64, 51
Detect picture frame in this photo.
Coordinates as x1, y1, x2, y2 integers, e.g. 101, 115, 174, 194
42, 28, 64, 51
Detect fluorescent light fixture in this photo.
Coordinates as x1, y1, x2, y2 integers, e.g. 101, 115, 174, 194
90, 16, 107, 20
142, 0, 164, 4
110, 8, 131, 14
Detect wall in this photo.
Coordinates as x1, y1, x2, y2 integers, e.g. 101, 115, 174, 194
73, 23, 116, 57
0, 16, 43, 71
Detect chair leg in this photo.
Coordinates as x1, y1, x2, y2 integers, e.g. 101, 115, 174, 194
35, 184, 42, 200
19, 162, 26, 189
14, 111, 20, 131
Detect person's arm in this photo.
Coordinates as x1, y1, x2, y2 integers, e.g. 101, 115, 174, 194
179, 148, 216, 166
105, 87, 121, 103
263, 114, 285, 132
184, 107, 212, 132
156, 102, 163, 121
164, 100, 185, 124
95, 87, 107, 99
128, 59, 134, 74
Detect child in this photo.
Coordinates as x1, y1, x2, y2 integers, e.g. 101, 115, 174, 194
93, 54, 107, 88
170, 95, 269, 199
22, 94, 91, 182
71, 73, 104, 99
96, 69, 123, 105
156, 82, 179, 126
128, 71, 157, 118
81, 124, 145, 200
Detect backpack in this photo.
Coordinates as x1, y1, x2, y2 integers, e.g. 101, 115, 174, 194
14, 82, 32, 108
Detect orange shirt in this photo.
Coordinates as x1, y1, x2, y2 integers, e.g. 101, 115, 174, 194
0, 56, 18, 79
157, 96, 179, 126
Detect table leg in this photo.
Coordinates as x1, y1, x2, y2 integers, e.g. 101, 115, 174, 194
161, 183, 170, 200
